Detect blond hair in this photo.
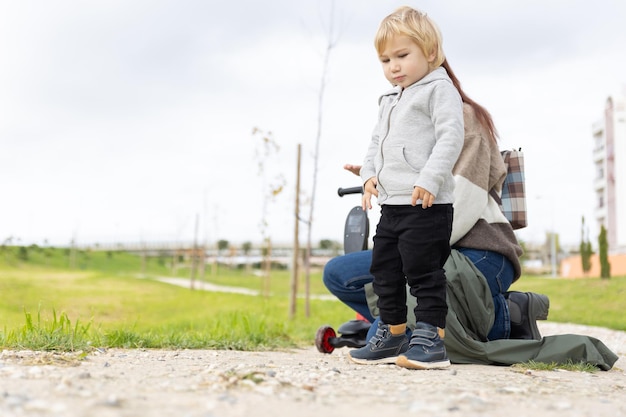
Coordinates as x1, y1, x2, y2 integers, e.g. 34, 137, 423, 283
374, 6, 445, 68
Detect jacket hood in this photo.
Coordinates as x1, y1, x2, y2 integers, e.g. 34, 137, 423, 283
379, 66, 450, 101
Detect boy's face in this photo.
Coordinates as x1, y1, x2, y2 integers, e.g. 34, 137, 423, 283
379, 35, 435, 89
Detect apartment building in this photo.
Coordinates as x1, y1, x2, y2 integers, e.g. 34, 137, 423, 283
592, 92, 626, 254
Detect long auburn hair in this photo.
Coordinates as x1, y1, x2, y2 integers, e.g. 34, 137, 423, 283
441, 59, 499, 142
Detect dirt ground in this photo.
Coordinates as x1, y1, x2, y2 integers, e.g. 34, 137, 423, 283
1, 322, 625, 417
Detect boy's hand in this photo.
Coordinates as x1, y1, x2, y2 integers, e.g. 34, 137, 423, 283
362, 177, 378, 210
412, 186, 435, 208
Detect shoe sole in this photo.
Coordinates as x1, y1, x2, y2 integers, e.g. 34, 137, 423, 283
396, 355, 451, 370
348, 354, 400, 365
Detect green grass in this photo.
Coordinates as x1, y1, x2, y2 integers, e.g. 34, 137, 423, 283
513, 359, 600, 373
1, 245, 625, 354
509, 275, 626, 331
0, 247, 352, 351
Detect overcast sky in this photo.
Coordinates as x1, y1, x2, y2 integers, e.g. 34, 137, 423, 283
2, 0, 625, 249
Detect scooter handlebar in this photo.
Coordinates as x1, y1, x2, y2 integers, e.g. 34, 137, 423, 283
337, 186, 363, 197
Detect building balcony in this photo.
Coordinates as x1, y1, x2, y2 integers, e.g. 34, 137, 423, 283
593, 177, 607, 191
593, 147, 606, 163
592, 120, 604, 135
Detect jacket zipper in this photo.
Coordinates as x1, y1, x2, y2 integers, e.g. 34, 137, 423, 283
377, 90, 402, 194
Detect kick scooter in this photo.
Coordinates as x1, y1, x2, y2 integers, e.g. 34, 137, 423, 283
315, 186, 372, 354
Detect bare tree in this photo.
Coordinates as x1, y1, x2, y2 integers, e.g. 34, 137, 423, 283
252, 127, 285, 296
302, 2, 339, 317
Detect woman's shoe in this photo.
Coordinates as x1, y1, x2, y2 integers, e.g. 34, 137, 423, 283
506, 292, 550, 340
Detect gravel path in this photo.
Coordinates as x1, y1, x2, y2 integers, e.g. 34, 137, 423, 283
1, 322, 625, 417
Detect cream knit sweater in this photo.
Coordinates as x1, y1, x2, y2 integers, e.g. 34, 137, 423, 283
451, 104, 523, 280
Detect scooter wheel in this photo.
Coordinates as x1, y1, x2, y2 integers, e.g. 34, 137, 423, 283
315, 325, 336, 354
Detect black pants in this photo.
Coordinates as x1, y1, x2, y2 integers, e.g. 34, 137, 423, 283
371, 204, 453, 329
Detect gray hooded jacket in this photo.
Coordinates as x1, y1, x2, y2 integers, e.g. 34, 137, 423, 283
361, 67, 464, 205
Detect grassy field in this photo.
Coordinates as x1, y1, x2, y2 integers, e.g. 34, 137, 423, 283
0, 245, 624, 352
508, 274, 625, 330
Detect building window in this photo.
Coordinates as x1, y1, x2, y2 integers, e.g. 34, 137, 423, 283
593, 134, 604, 152
596, 164, 604, 180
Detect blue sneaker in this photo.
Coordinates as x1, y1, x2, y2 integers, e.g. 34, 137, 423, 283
396, 322, 450, 369
348, 322, 408, 365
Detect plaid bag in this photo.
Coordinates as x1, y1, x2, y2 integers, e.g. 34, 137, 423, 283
490, 149, 527, 230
